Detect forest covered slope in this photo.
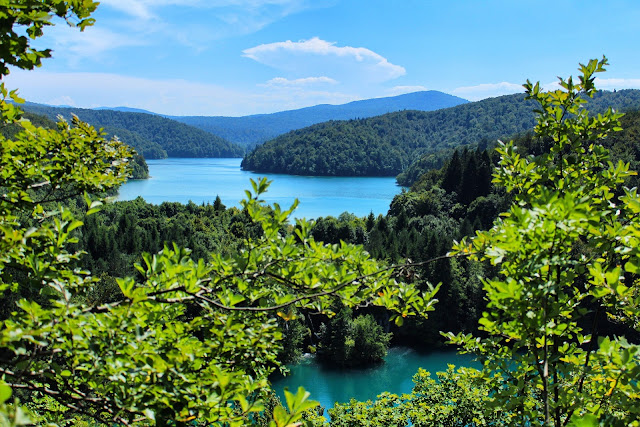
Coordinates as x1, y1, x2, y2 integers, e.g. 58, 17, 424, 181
241, 89, 640, 177
172, 90, 468, 147
20, 102, 244, 159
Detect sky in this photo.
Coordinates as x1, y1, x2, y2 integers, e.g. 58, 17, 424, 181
4, 0, 640, 116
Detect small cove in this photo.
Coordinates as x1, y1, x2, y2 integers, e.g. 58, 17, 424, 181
270, 347, 478, 417
117, 158, 404, 219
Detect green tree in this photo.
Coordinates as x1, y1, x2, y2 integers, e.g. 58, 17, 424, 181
318, 308, 392, 368
318, 366, 503, 427
349, 314, 392, 366
448, 57, 640, 425
0, 3, 438, 425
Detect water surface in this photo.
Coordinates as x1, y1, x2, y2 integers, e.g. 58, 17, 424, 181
271, 347, 478, 415
117, 158, 403, 219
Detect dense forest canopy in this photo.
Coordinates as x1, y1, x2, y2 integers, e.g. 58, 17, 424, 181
0, 4, 437, 425
20, 102, 244, 159
172, 91, 468, 147
0, 111, 150, 180
1, 1, 639, 426
241, 89, 640, 178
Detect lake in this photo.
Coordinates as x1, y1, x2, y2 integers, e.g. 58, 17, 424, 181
270, 347, 478, 417
117, 158, 404, 219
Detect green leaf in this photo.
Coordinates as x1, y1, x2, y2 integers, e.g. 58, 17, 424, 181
0, 383, 11, 404
569, 414, 598, 427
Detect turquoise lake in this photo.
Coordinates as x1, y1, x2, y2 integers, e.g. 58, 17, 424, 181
117, 158, 404, 219
271, 347, 478, 417
117, 158, 472, 415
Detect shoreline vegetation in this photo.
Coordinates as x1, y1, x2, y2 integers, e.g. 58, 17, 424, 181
0, 3, 639, 425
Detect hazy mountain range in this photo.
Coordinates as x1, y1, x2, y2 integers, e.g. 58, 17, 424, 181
21, 90, 469, 155
168, 91, 468, 147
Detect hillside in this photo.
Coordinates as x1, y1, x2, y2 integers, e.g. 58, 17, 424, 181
1, 111, 150, 179
171, 91, 468, 147
20, 103, 244, 159
241, 89, 640, 178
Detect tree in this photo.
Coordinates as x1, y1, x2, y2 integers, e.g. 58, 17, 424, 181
448, 57, 640, 425
0, 0, 97, 76
319, 366, 502, 426
0, 3, 439, 425
314, 57, 640, 427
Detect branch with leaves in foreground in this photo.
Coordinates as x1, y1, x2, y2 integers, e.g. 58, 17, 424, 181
0, 110, 442, 427
446, 57, 640, 426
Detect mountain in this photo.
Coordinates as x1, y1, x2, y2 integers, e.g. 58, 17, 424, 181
170, 91, 468, 147
241, 89, 640, 178
20, 102, 244, 159
95, 106, 159, 115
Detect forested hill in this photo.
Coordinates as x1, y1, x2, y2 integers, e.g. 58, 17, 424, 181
0, 112, 150, 179
241, 89, 640, 177
20, 103, 244, 159
171, 91, 468, 147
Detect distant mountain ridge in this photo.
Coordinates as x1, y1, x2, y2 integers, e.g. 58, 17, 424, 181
241, 89, 640, 178
169, 91, 468, 147
19, 102, 244, 159
95, 106, 158, 115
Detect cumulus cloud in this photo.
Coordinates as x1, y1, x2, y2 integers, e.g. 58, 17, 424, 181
4, 70, 359, 116
452, 81, 522, 101
243, 37, 406, 82
263, 76, 338, 87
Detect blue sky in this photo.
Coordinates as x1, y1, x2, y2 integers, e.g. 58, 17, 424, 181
5, 0, 640, 116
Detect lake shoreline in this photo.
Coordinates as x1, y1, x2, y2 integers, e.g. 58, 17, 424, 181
117, 158, 405, 219
270, 346, 478, 415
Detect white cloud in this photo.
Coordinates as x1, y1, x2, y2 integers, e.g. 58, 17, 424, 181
4, 70, 359, 116
100, 0, 157, 20
263, 76, 338, 87
387, 85, 428, 96
243, 37, 406, 82
45, 24, 147, 61
594, 77, 640, 90
101, 0, 314, 19
452, 81, 522, 101
447, 77, 640, 102
100, 0, 327, 41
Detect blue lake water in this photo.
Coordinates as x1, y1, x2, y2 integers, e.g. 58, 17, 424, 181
117, 158, 404, 219
271, 347, 478, 418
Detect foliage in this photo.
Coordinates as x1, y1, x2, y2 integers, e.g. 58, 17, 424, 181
1, 104, 438, 426
76, 196, 256, 284
309, 365, 502, 426
405, 366, 507, 426
241, 90, 640, 177
128, 153, 149, 179
327, 393, 407, 427
317, 307, 392, 368
0, 0, 97, 76
21, 102, 244, 158
0, 111, 149, 179
447, 57, 640, 425
0, 2, 439, 425
277, 312, 309, 365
